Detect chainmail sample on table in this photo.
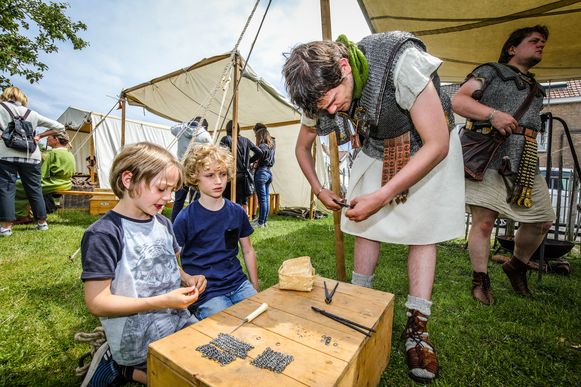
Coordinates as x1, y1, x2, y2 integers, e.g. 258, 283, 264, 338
251, 347, 294, 373
196, 333, 255, 366
196, 343, 236, 366
211, 333, 255, 358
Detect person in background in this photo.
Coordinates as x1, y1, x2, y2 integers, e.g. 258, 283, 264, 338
170, 116, 211, 222
220, 120, 263, 213
452, 25, 554, 304
251, 123, 276, 227
80, 142, 206, 386
0, 86, 67, 236
174, 143, 259, 320
283, 32, 465, 384
14, 131, 76, 221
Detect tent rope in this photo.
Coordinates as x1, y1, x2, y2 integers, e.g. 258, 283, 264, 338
169, 0, 264, 148
70, 99, 122, 160
213, 0, 272, 137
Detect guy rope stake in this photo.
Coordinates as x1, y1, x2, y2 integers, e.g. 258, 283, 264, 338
231, 303, 268, 333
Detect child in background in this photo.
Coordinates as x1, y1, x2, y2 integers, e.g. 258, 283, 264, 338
173, 143, 259, 320
80, 142, 206, 386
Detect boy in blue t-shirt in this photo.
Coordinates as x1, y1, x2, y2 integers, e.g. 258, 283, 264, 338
173, 143, 259, 320
80, 142, 206, 386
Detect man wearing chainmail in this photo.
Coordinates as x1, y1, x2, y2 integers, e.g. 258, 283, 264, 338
283, 32, 465, 384
452, 25, 555, 306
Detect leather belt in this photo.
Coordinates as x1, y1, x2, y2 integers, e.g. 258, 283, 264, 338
511, 126, 537, 138
469, 126, 537, 138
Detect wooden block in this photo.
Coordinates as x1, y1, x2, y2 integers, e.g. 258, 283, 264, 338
269, 193, 280, 214
148, 277, 394, 386
89, 196, 118, 215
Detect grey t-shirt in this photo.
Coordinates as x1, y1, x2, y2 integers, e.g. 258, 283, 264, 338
81, 211, 196, 366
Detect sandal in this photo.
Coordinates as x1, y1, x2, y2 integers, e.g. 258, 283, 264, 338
402, 309, 438, 384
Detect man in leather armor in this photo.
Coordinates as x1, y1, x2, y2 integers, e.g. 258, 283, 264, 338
283, 32, 465, 384
452, 25, 555, 305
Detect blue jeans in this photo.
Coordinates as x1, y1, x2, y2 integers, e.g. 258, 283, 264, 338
254, 167, 272, 225
171, 186, 196, 222
0, 160, 46, 222
191, 280, 257, 320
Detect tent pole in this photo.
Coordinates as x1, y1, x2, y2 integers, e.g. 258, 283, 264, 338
231, 53, 240, 207
309, 142, 317, 220
320, 0, 346, 281
90, 127, 95, 185
120, 97, 126, 147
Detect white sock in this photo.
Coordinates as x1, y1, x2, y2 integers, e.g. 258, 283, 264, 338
405, 295, 432, 317
351, 271, 374, 288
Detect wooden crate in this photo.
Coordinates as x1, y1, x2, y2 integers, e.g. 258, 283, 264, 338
248, 193, 281, 218
269, 193, 280, 215
89, 191, 118, 216
148, 276, 394, 386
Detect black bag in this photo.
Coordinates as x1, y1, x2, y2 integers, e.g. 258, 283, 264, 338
0, 102, 37, 153
242, 170, 255, 197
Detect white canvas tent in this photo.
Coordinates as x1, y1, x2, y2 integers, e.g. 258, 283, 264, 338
121, 53, 326, 209
57, 106, 178, 189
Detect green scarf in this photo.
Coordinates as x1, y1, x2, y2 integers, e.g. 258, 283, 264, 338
336, 34, 368, 100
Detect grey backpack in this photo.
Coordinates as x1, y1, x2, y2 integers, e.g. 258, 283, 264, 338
1, 102, 37, 153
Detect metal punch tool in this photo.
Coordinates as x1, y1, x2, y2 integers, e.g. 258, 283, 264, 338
323, 281, 339, 304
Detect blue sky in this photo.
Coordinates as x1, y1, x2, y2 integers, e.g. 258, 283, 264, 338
11, 0, 370, 126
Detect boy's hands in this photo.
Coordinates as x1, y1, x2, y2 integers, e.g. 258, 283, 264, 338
188, 275, 208, 294
183, 274, 207, 294
164, 286, 199, 309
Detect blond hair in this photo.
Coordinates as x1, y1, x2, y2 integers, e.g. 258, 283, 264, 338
182, 143, 234, 189
1, 86, 29, 107
109, 142, 183, 198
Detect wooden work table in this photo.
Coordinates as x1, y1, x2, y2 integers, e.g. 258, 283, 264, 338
148, 277, 394, 386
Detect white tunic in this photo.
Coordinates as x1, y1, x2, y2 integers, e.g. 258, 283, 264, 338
340, 47, 465, 244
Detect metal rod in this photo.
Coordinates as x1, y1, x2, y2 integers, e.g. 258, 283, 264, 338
311, 306, 375, 336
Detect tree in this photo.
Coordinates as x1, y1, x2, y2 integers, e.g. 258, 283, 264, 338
0, 0, 88, 88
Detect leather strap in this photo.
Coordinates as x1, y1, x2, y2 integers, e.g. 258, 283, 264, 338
0, 101, 31, 121
465, 81, 540, 130
382, 132, 410, 186
511, 126, 537, 138
472, 126, 537, 138
513, 83, 539, 121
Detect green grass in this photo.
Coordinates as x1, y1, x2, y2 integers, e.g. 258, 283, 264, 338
0, 210, 580, 386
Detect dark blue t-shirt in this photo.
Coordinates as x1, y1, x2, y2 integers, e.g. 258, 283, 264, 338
173, 199, 253, 305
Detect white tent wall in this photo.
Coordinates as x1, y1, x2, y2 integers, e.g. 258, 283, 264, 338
58, 107, 177, 189
91, 113, 178, 189
66, 131, 91, 176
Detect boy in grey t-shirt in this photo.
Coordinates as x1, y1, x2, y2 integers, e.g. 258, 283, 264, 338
80, 142, 206, 386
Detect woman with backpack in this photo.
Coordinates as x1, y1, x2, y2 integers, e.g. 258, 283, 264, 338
0, 86, 66, 237
252, 123, 275, 227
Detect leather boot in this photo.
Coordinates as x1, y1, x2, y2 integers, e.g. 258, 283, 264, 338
471, 272, 494, 305
502, 256, 532, 296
